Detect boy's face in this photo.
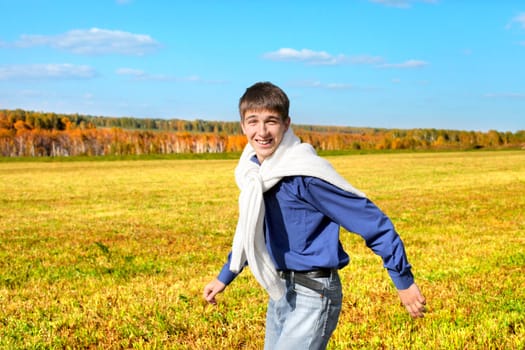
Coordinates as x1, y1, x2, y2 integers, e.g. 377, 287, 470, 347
241, 109, 290, 163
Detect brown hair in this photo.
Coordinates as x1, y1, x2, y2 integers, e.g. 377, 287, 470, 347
239, 82, 290, 121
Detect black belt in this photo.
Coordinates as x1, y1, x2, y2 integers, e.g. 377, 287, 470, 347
278, 268, 335, 279
278, 269, 337, 295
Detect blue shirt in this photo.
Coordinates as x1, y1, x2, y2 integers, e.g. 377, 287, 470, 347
218, 171, 414, 290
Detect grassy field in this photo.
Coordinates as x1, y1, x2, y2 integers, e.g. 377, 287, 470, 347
0, 151, 523, 349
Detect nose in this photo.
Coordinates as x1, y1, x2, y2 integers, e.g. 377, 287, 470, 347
257, 122, 268, 135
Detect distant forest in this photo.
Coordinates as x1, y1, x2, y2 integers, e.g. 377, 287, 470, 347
1, 109, 524, 157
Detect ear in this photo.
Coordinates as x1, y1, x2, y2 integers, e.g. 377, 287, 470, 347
240, 121, 246, 135
285, 117, 291, 130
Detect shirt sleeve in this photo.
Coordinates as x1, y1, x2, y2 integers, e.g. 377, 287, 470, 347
217, 251, 243, 286
303, 177, 415, 290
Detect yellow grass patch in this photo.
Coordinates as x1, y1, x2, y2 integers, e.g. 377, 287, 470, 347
0, 151, 524, 348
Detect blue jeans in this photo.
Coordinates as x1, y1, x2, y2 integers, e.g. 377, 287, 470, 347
264, 271, 343, 350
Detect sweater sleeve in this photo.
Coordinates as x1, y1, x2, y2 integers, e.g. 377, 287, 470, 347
303, 177, 415, 290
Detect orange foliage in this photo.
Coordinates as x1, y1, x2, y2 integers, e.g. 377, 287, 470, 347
0, 109, 524, 157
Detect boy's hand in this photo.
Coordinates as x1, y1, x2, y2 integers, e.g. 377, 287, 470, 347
203, 278, 226, 305
397, 283, 426, 318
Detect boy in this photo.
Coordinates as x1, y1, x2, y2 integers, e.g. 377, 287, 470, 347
203, 82, 426, 349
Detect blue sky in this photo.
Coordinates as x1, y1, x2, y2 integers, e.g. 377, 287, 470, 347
0, 0, 524, 132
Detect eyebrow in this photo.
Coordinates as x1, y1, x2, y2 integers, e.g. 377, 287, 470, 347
245, 114, 281, 121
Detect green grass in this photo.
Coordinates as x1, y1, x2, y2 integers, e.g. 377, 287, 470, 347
0, 151, 524, 349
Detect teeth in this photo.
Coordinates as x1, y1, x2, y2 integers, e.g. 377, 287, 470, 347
257, 140, 270, 145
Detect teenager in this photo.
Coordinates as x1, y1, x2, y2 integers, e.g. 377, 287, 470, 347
203, 82, 426, 349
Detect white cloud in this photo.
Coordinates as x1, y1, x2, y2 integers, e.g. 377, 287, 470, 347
505, 15, 525, 47
263, 48, 348, 65
116, 68, 227, 84
325, 82, 354, 90
369, 0, 438, 8
0, 64, 96, 80
116, 68, 146, 77
507, 13, 525, 29
15, 28, 161, 55
264, 48, 428, 70
349, 55, 385, 65
378, 59, 429, 68
116, 68, 178, 81
263, 48, 388, 66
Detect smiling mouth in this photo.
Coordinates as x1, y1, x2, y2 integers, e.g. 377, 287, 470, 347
256, 139, 272, 145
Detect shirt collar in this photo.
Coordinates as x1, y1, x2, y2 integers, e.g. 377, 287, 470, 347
250, 154, 261, 165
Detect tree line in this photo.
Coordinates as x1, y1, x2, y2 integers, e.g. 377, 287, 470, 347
0, 109, 523, 157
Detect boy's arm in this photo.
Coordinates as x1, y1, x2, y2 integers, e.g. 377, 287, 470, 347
305, 179, 414, 288
304, 178, 426, 317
